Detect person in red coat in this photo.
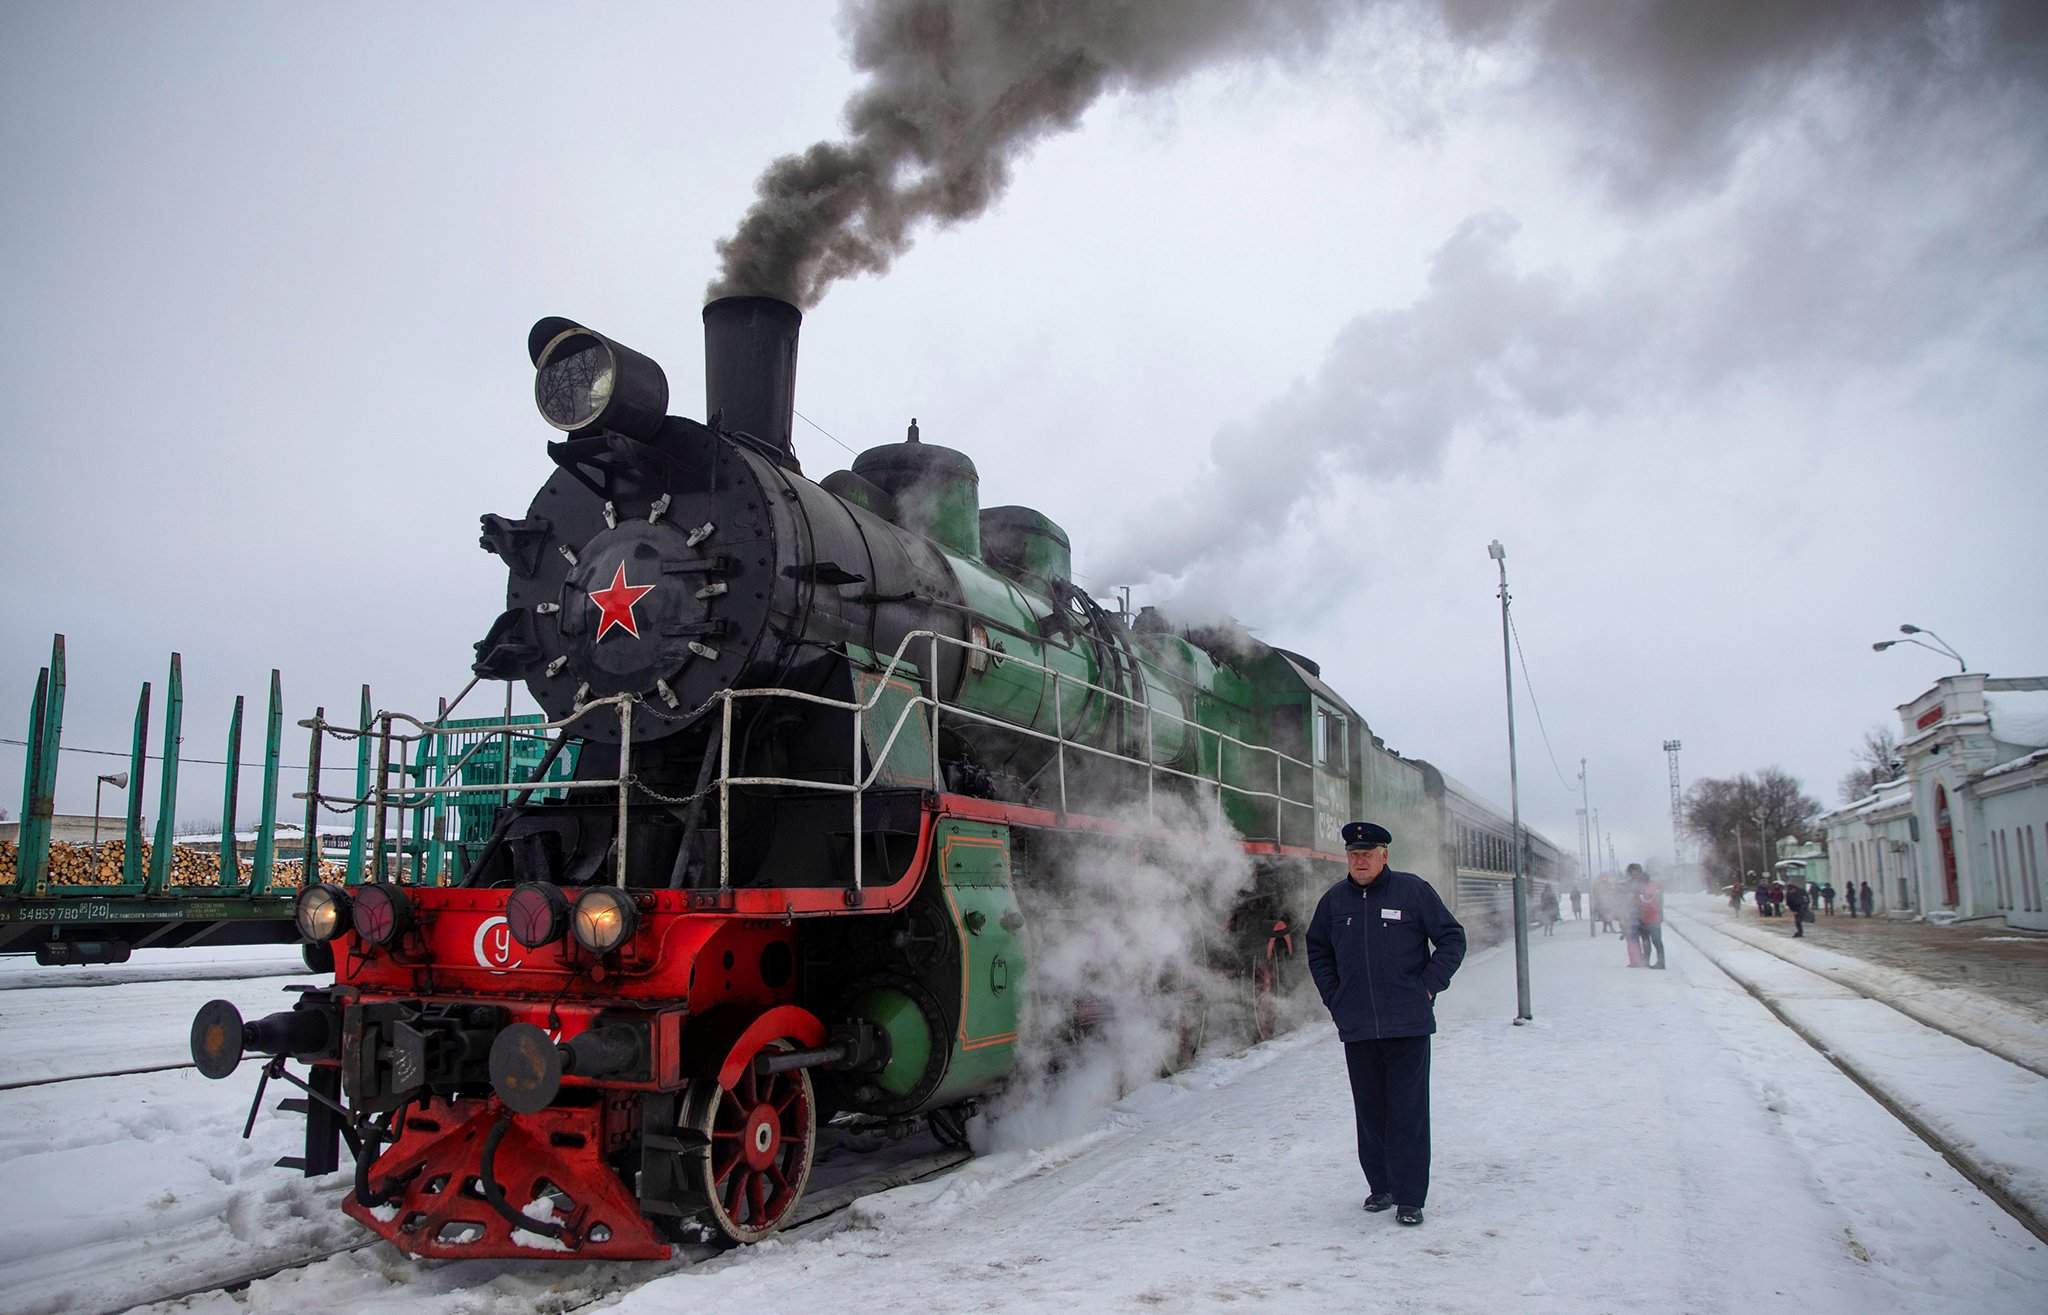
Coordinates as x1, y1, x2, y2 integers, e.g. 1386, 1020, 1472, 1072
1627, 864, 1666, 968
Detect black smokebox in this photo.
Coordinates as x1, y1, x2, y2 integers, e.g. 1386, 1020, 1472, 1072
702, 296, 802, 463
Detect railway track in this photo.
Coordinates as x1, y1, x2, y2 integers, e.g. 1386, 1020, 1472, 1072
0, 1059, 198, 1094
1669, 914, 2048, 1247
106, 1144, 969, 1315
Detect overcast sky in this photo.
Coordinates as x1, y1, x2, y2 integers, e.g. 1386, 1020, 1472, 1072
2, 2, 2043, 873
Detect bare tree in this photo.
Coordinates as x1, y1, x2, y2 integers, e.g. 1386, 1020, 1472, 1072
1683, 768, 1823, 885
1837, 724, 1904, 804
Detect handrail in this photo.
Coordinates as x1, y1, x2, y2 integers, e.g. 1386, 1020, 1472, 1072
314, 629, 1330, 894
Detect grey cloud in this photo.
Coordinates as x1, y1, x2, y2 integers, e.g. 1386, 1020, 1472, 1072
1103, 1, 2048, 592
1436, 0, 2048, 203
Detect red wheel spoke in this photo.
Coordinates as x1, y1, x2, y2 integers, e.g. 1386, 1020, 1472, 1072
712, 1149, 742, 1186
748, 1171, 768, 1220
725, 1171, 748, 1222
775, 1089, 802, 1115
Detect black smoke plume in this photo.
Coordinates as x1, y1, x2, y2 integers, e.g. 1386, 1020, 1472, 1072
708, 0, 1359, 306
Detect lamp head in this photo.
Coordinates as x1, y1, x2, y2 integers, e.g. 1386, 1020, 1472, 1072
1872, 641, 1894, 652
1487, 540, 1505, 561
100, 772, 128, 789
1899, 624, 1921, 635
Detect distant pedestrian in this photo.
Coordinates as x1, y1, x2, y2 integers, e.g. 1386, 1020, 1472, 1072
1307, 821, 1466, 1229
1629, 863, 1666, 969
1860, 881, 1875, 916
1570, 888, 1583, 920
1540, 886, 1559, 936
1728, 880, 1742, 913
1623, 872, 1645, 966
1809, 882, 1821, 913
1821, 882, 1836, 915
1843, 884, 1856, 917
1785, 881, 1809, 937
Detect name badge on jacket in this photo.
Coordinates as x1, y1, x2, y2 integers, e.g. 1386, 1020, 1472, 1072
1380, 908, 1402, 921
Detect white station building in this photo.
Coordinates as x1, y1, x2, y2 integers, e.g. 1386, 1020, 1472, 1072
1822, 674, 2048, 931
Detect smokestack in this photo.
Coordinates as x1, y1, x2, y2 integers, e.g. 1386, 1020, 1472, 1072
702, 296, 802, 461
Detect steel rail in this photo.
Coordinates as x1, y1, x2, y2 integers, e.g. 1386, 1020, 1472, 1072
0, 1058, 197, 1092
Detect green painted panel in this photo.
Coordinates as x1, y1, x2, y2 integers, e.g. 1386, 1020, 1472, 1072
929, 818, 1024, 1102
848, 648, 934, 787
849, 984, 934, 1097
0, 896, 295, 925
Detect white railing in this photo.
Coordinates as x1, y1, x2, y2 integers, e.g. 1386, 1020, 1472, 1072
313, 629, 1324, 893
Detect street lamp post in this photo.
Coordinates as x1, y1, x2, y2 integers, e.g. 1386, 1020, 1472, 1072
1488, 540, 1534, 1024
1898, 624, 1967, 672
1871, 623, 1966, 674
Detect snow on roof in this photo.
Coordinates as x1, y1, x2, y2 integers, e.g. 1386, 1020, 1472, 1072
1986, 690, 2048, 750
1822, 777, 1912, 823
1982, 747, 2048, 782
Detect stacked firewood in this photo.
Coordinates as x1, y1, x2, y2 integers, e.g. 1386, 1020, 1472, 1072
0, 839, 342, 888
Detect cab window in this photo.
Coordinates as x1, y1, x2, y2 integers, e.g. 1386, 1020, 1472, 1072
1314, 707, 1347, 768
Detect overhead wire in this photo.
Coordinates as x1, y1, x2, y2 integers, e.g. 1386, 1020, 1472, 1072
791, 408, 860, 457
1, 735, 354, 774
792, 407, 1102, 588
1506, 612, 1578, 794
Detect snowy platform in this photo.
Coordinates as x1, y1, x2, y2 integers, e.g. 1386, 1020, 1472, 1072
3, 925, 2045, 1314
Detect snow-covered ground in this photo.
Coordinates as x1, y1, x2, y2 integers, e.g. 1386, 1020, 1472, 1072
4, 916, 2045, 1315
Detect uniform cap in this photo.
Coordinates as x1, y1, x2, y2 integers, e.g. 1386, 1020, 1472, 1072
1341, 821, 1392, 850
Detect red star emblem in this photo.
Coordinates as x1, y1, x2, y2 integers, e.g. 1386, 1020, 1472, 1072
588, 562, 656, 641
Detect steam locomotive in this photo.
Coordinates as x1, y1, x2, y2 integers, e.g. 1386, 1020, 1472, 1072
188, 297, 1385, 1256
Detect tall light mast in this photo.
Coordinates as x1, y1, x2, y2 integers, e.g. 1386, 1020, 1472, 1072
1663, 739, 1684, 880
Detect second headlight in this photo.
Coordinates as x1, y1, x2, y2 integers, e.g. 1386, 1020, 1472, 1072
570, 887, 638, 954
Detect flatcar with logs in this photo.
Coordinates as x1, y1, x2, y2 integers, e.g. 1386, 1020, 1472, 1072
186, 296, 1563, 1255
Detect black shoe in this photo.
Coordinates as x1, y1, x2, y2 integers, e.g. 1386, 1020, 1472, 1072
1363, 1192, 1395, 1212
1396, 1207, 1424, 1226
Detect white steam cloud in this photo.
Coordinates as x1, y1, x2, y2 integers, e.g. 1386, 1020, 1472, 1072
977, 795, 1318, 1151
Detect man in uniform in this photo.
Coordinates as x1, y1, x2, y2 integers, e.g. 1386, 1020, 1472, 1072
1305, 821, 1467, 1227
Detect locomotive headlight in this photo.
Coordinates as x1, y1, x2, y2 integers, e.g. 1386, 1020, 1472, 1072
570, 887, 638, 955
506, 882, 571, 949
349, 883, 413, 947
294, 883, 351, 943
528, 317, 669, 441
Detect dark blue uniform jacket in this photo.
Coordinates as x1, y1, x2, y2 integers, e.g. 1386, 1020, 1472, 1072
1305, 869, 1467, 1042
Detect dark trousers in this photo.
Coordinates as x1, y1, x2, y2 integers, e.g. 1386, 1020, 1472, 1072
1639, 923, 1665, 966
1343, 1035, 1432, 1208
